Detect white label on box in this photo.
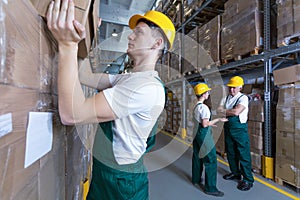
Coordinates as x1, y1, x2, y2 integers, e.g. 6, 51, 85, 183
0, 113, 12, 137
24, 112, 53, 168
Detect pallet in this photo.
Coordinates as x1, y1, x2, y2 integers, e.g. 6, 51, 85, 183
251, 167, 261, 175
275, 176, 300, 194
222, 47, 262, 64
278, 33, 300, 47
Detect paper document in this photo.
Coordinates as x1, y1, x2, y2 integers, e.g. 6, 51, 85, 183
24, 112, 53, 168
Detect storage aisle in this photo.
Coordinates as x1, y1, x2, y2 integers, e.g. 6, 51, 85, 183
148, 131, 300, 200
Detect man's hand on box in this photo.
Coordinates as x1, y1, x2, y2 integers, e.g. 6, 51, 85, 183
46, 0, 86, 47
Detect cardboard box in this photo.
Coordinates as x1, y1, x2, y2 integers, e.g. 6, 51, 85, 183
276, 106, 295, 132
276, 130, 295, 159
29, 0, 91, 20
248, 100, 264, 122
0, 138, 40, 199
0, 85, 40, 149
29, 0, 95, 59
273, 64, 300, 86
275, 155, 295, 184
249, 134, 263, 153
295, 108, 300, 133
295, 82, 300, 107
277, 84, 295, 107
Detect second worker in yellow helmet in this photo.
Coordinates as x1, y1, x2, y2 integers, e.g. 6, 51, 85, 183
218, 76, 254, 191
192, 83, 228, 197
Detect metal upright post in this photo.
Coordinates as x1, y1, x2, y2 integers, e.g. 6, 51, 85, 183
262, 0, 274, 179
181, 0, 187, 139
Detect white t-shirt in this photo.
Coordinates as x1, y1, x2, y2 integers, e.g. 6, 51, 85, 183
103, 71, 165, 165
220, 92, 248, 123
194, 102, 211, 124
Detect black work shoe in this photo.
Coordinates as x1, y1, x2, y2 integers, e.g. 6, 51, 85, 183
237, 181, 253, 191
223, 173, 241, 180
204, 190, 224, 197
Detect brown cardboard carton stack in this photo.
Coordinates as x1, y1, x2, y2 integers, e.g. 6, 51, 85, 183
221, 0, 263, 62
273, 65, 300, 187
0, 0, 98, 199
30, 0, 95, 59
198, 15, 221, 68
241, 84, 264, 172
277, 0, 300, 46
184, 27, 199, 74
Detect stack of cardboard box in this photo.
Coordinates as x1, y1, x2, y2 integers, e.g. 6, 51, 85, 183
273, 64, 300, 187
198, 15, 221, 68
0, 0, 98, 199
277, 0, 300, 46
221, 0, 263, 62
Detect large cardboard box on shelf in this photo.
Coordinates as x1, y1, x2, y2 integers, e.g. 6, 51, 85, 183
248, 100, 264, 122
248, 121, 263, 137
198, 15, 221, 67
277, 0, 300, 46
249, 134, 263, 155
273, 64, 300, 86
275, 129, 300, 187
276, 130, 295, 160
276, 106, 295, 132
30, 0, 96, 59
183, 28, 198, 74
221, 0, 263, 62
275, 155, 298, 185
29, 0, 91, 21
215, 129, 225, 155
251, 152, 262, 173
276, 84, 295, 107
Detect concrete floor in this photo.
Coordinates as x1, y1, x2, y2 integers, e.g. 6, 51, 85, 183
147, 131, 300, 200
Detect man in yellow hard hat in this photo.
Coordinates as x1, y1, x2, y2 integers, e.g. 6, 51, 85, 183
192, 83, 227, 197
46, 0, 175, 199
218, 76, 254, 191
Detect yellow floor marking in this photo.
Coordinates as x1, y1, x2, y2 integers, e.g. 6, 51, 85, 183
160, 131, 300, 200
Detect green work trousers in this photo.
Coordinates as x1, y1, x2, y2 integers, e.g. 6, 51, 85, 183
224, 116, 254, 183
87, 122, 149, 200
192, 125, 218, 192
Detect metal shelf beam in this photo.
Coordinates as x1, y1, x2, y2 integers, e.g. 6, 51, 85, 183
177, 0, 215, 32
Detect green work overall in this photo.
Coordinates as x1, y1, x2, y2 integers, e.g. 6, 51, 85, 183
192, 103, 218, 192
87, 121, 154, 200
224, 95, 254, 184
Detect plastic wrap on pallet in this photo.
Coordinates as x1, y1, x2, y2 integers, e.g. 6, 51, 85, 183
198, 15, 221, 66
277, 0, 300, 46
221, 0, 263, 62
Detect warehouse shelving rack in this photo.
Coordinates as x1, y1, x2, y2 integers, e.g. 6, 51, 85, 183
160, 0, 300, 179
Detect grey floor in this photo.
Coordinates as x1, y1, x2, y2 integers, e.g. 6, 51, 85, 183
147, 132, 300, 200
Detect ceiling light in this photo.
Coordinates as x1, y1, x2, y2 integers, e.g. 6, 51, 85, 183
112, 29, 118, 37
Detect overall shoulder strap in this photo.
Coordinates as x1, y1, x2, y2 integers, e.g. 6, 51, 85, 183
146, 76, 166, 152
154, 76, 167, 107
233, 94, 245, 108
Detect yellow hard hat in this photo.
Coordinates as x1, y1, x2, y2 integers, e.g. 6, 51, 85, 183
128, 10, 176, 49
194, 83, 211, 96
227, 76, 244, 87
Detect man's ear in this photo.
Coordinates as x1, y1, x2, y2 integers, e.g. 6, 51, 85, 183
152, 37, 164, 49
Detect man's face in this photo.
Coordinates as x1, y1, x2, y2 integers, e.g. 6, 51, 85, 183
127, 22, 157, 56
228, 86, 241, 96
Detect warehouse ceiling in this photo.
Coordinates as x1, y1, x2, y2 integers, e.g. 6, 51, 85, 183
94, 0, 228, 73
94, 0, 157, 73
